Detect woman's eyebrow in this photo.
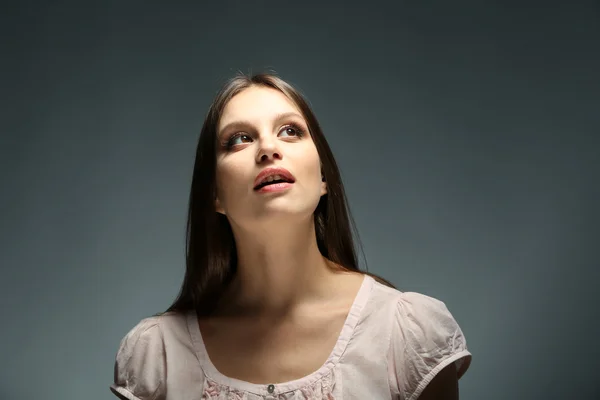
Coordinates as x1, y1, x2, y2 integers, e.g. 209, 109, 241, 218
218, 112, 304, 137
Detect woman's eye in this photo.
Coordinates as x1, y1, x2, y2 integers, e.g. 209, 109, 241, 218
227, 134, 252, 147
279, 125, 303, 137
224, 124, 304, 150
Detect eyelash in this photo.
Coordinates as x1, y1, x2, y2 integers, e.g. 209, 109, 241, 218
222, 123, 306, 150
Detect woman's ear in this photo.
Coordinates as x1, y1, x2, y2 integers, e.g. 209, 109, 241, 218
320, 175, 327, 196
215, 197, 226, 215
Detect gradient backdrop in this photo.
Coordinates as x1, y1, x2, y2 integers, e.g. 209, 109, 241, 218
1, 1, 599, 399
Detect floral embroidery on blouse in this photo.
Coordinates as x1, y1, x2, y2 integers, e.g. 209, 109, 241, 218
201, 368, 336, 399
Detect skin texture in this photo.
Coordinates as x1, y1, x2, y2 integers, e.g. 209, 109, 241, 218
211, 85, 460, 396
213, 85, 335, 320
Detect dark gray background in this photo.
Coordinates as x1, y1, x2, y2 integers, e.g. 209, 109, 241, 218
1, 1, 599, 399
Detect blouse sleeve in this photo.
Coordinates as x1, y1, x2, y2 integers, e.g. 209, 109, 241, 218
109, 317, 166, 400
388, 292, 472, 400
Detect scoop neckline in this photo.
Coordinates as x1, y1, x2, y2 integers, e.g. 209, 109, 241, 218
186, 274, 374, 396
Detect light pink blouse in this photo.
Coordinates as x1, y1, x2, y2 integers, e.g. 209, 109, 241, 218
110, 275, 472, 399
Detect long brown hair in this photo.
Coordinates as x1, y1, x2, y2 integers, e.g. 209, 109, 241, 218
162, 71, 395, 317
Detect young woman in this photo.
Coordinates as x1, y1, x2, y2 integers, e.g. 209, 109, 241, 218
110, 72, 472, 399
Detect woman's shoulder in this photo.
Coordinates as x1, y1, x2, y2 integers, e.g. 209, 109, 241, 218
110, 315, 167, 399
379, 285, 472, 377
116, 315, 162, 350
368, 275, 459, 320
112, 311, 191, 367
120, 310, 186, 335
369, 279, 473, 399
110, 311, 191, 399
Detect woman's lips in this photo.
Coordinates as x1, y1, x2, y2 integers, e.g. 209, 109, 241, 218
253, 167, 296, 189
255, 182, 294, 193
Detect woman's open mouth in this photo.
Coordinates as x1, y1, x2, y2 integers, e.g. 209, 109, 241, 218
253, 168, 296, 193
254, 181, 294, 193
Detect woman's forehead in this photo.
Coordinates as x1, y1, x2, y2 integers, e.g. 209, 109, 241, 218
219, 87, 301, 129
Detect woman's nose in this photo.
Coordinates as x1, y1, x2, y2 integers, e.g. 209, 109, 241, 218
256, 138, 282, 162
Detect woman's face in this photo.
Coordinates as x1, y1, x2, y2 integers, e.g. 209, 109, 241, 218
214, 86, 327, 227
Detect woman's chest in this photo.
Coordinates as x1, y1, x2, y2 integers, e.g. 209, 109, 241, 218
199, 306, 348, 384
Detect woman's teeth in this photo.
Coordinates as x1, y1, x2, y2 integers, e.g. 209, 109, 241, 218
265, 175, 282, 183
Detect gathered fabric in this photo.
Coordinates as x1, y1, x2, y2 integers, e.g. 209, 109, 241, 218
110, 275, 471, 400
201, 369, 336, 400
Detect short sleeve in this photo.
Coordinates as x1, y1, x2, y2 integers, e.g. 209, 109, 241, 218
388, 292, 472, 400
110, 317, 166, 400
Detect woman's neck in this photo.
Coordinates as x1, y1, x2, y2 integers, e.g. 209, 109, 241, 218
216, 216, 339, 321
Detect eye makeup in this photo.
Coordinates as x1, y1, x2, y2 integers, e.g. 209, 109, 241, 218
220, 122, 307, 151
